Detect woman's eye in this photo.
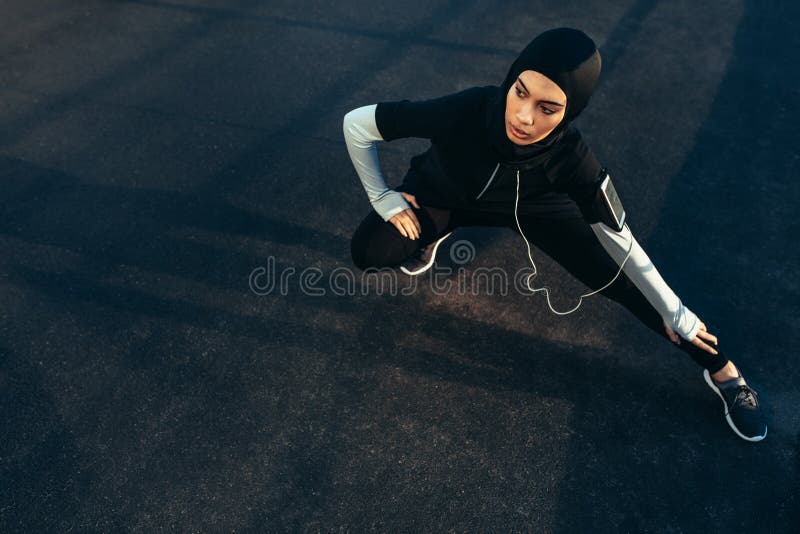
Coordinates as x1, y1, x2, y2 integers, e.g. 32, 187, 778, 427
515, 87, 525, 98
541, 107, 555, 115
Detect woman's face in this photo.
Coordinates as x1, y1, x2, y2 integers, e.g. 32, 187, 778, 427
504, 69, 567, 144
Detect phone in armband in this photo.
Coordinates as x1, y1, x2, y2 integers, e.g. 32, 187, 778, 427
595, 168, 626, 232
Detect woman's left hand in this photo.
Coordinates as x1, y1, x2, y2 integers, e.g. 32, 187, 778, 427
663, 319, 719, 355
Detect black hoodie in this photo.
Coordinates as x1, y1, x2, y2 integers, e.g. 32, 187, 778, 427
375, 28, 604, 221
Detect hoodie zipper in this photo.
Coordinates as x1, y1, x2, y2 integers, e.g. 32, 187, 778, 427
475, 162, 501, 200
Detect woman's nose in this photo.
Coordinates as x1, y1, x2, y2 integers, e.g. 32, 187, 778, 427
517, 108, 533, 125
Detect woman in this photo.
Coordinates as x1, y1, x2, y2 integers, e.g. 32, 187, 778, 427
342, 28, 766, 441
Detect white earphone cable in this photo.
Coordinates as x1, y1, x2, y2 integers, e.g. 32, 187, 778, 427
513, 169, 634, 315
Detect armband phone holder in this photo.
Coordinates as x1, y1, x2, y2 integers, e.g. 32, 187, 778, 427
595, 168, 626, 232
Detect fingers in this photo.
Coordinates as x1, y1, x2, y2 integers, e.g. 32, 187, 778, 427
696, 328, 718, 347
390, 215, 410, 239
402, 217, 418, 240
406, 209, 421, 236
692, 324, 718, 355
391, 218, 416, 240
663, 320, 680, 345
667, 328, 680, 344
390, 209, 421, 240
390, 219, 406, 238
692, 337, 719, 356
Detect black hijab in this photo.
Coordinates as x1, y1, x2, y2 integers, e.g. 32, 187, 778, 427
486, 28, 602, 163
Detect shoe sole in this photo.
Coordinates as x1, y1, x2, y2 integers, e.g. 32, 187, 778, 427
400, 231, 453, 276
703, 369, 767, 442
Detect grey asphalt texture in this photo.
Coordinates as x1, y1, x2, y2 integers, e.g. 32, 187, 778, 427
1, 0, 799, 531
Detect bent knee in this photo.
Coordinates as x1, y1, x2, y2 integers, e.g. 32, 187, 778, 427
350, 235, 370, 271
350, 235, 407, 270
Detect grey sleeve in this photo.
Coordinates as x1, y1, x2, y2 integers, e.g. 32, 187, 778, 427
342, 104, 410, 222
590, 222, 702, 340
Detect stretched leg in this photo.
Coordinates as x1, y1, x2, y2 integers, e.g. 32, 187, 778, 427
350, 205, 452, 270
510, 215, 730, 373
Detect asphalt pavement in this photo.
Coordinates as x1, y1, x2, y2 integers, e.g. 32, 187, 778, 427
1, 0, 798, 531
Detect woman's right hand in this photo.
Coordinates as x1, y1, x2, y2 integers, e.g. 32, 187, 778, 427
663, 318, 719, 355
388, 192, 422, 240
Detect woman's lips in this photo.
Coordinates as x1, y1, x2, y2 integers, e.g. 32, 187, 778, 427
509, 123, 530, 139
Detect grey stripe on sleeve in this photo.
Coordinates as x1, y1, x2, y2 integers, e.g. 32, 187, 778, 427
342, 104, 410, 222
590, 222, 701, 340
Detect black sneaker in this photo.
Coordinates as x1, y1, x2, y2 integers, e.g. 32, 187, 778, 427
399, 231, 453, 276
703, 367, 767, 442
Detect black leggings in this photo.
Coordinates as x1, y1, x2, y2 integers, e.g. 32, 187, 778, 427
351, 204, 729, 373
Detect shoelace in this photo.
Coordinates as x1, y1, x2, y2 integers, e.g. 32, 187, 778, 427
730, 385, 758, 412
